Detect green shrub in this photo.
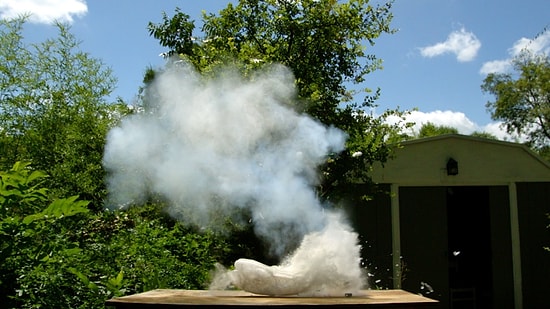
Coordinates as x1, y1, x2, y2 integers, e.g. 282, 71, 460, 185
0, 162, 239, 308
0, 162, 92, 308
78, 204, 231, 295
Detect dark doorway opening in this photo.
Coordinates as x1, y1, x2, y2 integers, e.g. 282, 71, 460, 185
447, 186, 493, 308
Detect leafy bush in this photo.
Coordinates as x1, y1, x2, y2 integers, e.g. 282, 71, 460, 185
1, 162, 233, 308
77, 204, 231, 295
0, 18, 132, 210
0, 162, 91, 308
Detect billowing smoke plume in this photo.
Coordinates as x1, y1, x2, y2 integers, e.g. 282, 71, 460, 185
213, 212, 366, 296
103, 62, 347, 256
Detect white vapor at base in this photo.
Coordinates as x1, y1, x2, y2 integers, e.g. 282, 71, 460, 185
230, 259, 308, 295
214, 213, 366, 296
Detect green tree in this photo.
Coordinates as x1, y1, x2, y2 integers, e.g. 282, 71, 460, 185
149, 0, 395, 120
0, 18, 240, 308
0, 162, 91, 308
481, 51, 550, 156
1, 162, 230, 308
0, 17, 129, 207
407, 122, 496, 140
147, 0, 410, 199
417, 122, 458, 138
470, 131, 497, 140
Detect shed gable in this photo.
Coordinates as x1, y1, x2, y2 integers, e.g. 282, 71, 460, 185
370, 134, 550, 185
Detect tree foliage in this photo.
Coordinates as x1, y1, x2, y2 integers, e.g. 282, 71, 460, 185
0, 162, 230, 308
403, 122, 497, 140
0, 17, 129, 208
417, 122, 458, 138
149, 0, 395, 118
0, 162, 91, 308
0, 19, 234, 307
147, 0, 409, 199
482, 51, 550, 154
469, 131, 497, 140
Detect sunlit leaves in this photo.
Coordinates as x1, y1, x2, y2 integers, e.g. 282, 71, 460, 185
147, 8, 196, 58
146, 0, 404, 201
0, 17, 121, 208
417, 122, 458, 138
22, 196, 89, 224
150, 0, 396, 119
482, 51, 550, 153
0, 161, 49, 217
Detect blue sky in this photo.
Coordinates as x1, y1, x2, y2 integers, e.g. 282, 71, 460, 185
2, 0, 549, 140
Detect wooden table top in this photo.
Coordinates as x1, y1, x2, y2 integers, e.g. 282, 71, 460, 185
106, 289, 438, 308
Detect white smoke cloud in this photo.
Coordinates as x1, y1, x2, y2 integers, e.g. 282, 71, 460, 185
0, 0, 87, 24
215, 212, 365, 296
103, 62, 348, 257
480, 29, 550, 75
419, 27, 481, 62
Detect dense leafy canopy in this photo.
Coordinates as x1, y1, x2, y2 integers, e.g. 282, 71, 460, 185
403, 122, 496, 140
482, 51, 550, 155
0, 2, 415, 306
417, 122, 458, 138
150, 0, 395, 118
0, 18, 237, 308
0, 162, 233, 308
0, 18, 129, 207
147, 0, 409, 199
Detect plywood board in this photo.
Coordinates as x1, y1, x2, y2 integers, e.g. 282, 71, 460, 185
106, 289, 438, 308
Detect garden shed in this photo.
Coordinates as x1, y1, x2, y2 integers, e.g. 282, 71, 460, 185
347, 134, 550, 309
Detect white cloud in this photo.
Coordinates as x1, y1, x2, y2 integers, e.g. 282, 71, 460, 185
405, 110, 477, 134
480, 29, 550, 75
386, 110, 525, 142
479, 59, 511, 75
419, 27, 481, 62
510, 37, 534, 56
0, 0, 87, 24
510, 30, 550, 56
480, 122, 521, 142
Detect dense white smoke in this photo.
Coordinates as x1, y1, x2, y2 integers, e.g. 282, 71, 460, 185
214, 213, 365, 296
103, 61, 366, 293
